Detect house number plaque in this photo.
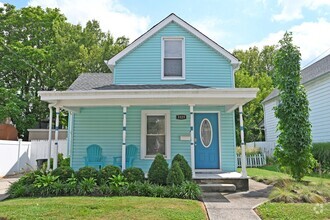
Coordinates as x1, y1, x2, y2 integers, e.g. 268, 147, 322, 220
176, 115, 187, 120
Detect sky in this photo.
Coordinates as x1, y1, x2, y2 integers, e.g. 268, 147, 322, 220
2, 0, 330, 67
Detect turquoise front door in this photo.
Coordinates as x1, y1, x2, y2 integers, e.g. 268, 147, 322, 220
194, 113, 220, 169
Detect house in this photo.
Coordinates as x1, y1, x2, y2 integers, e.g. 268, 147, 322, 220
263, 54, 330, 144
38, 14, 257, 179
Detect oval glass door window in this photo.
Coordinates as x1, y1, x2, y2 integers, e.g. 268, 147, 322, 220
200, 118, 212, 148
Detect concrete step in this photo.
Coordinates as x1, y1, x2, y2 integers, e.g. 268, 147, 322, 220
199, 183, 236, 192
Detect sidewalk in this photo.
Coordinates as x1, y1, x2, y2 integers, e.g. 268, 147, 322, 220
0, 176, 20, 201
202, 179, 273, 220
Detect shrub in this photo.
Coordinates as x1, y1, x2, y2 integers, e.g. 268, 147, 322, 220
18, 170, 43, 185
99, 165, 122, 184
7, 181, 27, 198
236, 146, 262, 156
123, 167, 145, 183
76, 167, 99, 181
51, 167, 75, 182
172, 154, 192, 181
43, 153, 70, 169
167, 162, 184, 185
148, 154, 169, 185
109, 174, 128, 188
312, 142, 330, 173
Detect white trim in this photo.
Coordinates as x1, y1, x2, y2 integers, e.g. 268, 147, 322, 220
161, 37, 185, 80
122, 106, 127, 170
195, 169, 222, 173
106, 14, 239, 72
140, 110, 171, 159
189, 105, 195, 178
194, 112, 222, 170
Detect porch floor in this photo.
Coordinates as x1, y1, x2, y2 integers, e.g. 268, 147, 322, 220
193, 172, 246, 179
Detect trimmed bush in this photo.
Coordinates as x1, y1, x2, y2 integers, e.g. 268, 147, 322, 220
123, 167, 145, 183
167, 162, 184, 185
99, 165, 122, 184
51, 167, 75, 182
76, 167, 99, 181
172, 154, 192, 181
18, 170, 43, 185
312, 142, 330, 173
148, 154, 169, 185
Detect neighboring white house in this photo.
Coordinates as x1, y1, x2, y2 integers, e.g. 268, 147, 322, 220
263, 54, 330, 143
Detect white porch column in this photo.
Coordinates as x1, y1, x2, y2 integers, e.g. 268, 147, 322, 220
239, 105, 247, 178
189, 105, 195, 178
122, 106, 127, 171
47, 105, 53, 170
53, 106, 60, 170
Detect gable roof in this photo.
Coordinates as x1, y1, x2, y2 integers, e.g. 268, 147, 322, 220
106, 13, 240, 72
263, 54, 330, 103
68, 73, 113, 91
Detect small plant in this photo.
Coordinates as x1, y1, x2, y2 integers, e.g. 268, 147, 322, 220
76, 166, 99, 181
172, 154, 192, 181
180, 181, 201, 200
51, 166, 75, 182
123, 167, 145, 183
17, 170, 43, 185
7, 182, 27, 198
99, 165, 122, 184
79, 177, 97, 195
66, 173, 78, 186
148, 154, 169, 185
109, 174, 128, 188
34, 173, 59, 188
167, 162, 184, 185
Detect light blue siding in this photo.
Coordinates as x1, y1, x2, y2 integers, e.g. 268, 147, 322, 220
71, 106, 236, 172
115, 22, 233, 88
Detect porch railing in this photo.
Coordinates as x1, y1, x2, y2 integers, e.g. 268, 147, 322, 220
237, 153, 267, 168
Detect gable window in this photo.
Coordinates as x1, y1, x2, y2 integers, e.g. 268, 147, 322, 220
141, 110, 171, 159
162, 37, 185, 79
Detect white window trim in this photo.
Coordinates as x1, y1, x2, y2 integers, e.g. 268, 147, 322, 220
141, 110, 171, 159
161, 37, 185, 80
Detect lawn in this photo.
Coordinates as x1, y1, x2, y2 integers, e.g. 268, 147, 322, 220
239, 166, 330, 219
257, 202, 330, 220
0, 196, 207, 220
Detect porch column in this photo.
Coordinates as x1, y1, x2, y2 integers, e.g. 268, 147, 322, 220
53, 106, 60, 170
122, 106, 127, 171
239, 105, 247, 178
189, 105, 195, 178
47, 105, 53, 170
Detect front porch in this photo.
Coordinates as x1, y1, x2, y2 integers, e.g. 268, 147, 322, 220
39, 86, 257, 183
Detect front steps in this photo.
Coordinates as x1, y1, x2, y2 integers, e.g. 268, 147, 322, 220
199, 183, 236, 192
194, 172, 249, 191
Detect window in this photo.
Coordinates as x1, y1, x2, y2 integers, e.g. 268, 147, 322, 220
162, 37, 185, 79
141, 110, 171, 159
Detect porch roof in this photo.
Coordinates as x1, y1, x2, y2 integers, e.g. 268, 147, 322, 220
39, 87, 258, 113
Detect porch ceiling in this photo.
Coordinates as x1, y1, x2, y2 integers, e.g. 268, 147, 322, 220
38, 88, 258, 112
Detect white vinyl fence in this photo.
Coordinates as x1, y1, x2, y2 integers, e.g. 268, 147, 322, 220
0, 139, 67, 177
246, 141, 276, 157
237, 153, 267, 168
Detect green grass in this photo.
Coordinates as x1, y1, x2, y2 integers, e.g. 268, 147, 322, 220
238, 166, 330, 184
257, 202, 330, 220
0, 197, 207, 220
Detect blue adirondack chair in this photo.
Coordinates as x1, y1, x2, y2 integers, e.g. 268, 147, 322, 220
113, 144, 138, 168
84, 144, 106, 169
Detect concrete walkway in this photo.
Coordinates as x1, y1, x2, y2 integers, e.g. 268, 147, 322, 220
202, 179, 273, 220
0, 176, 20, 201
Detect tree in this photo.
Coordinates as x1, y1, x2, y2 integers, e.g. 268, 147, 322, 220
273, 32, 315, 181
233, 46, 275, 142
0, 4, 129, 138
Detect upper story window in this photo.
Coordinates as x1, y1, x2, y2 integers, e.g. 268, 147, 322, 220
162, 37, 185, 80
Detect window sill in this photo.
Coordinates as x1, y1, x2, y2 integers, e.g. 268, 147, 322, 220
161, 77, 186, 80
141, 155, 170, 160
